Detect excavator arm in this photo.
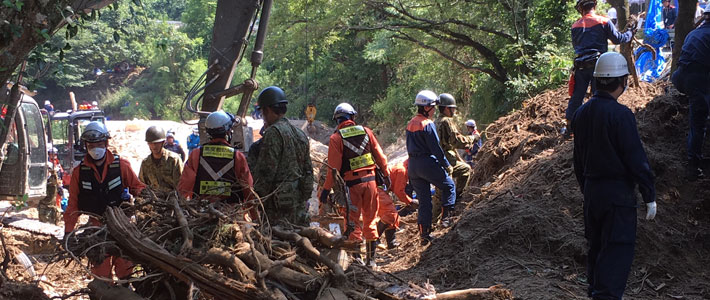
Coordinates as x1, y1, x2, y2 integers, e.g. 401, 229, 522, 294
184, 0, 273, 151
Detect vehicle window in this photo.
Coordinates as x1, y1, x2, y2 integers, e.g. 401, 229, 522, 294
51, 119, 71, 170
2, 122, 19, 165
21, 103, 46, 188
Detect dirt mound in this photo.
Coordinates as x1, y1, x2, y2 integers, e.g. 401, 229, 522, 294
380, 84, 710, 299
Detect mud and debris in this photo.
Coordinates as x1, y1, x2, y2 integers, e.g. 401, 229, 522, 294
2, 83, 709, 299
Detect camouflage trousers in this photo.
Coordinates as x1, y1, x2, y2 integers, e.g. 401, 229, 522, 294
432, 160, 471, 223
263, 183, 308, 226
38, 179, 59, 224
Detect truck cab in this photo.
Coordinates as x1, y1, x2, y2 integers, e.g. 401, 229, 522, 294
48, 109, 105, 185
0, 85, 49, 202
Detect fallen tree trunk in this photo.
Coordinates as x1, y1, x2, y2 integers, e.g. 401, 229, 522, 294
272, 227, 347, 286
435, 285, 514, 300
234, 242, 320, 291
104, 207, 268, 300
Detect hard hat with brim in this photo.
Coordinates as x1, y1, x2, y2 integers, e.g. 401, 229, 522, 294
593, 52, 630, 77
333, 103, 357, 120
81, 122, 110, 143
415, 90, 438, 106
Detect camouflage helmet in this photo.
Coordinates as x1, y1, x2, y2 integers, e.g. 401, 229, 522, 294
257, 86, 288, 108
145, 126, 166, 143
438, 93, 457, 108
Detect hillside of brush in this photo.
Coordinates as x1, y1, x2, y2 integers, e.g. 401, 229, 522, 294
378, 83, 710, 299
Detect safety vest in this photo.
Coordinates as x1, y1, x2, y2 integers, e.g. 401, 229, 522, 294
195, 144, 241, 203
77, 155, 123, 215
338, 125, 375, 174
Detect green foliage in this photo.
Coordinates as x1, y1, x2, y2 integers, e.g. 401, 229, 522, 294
22, 0, 578, 128
2, 0, 23, 11
181, 0, 216, 56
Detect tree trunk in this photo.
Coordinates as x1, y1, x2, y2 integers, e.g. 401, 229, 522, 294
672, 0, 697, 72
609, 0, 641, 87
0, 0, 117, 86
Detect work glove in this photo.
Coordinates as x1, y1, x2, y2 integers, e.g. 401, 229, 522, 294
445, 165, 454, 176
645, 201, 657, 220
319, 189, 330, 203
409, 199, 419, 209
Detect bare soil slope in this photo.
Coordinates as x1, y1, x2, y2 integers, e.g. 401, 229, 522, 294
380, 84, 710, 299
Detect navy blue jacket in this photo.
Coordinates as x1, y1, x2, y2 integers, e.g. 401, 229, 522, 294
406, 114, 450, 168
572, 92, 655, 203
662, 6, 677, 28
571, 13, 633, 56
678, 22, 710, 68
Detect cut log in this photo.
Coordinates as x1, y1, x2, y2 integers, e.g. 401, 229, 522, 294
435, 285, 513, 300
298, 226, 343, 248
200, 248, 256, 283
104, 207, 268, 300
234, 242, 320, 291
272, 227, 347, 286
317, 287, 349, 300
87, 279, 146, 300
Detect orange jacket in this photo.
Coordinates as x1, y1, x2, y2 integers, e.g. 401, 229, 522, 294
177, 138, 254, 200
323, 120, 389, 191
64, 149, 145, 233
388, 160, 412, 205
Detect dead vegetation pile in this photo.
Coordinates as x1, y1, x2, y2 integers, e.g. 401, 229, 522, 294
380, 84, 710, 299
55, 184, 512, 300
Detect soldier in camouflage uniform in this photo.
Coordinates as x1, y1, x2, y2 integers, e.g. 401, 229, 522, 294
139, 126, 183, 193
432, 93, 481, 227
250, 86, 313, 226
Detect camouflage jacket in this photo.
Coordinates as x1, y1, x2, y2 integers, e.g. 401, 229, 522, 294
436, 115, 475, 165
139, 149, 184, 192
251, 117, 314, 202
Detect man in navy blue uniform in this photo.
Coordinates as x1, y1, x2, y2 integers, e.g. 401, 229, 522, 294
405, 90, 456, 245
572, 52, 657, 300
671, 6, 710, 180
566, 0, 635, 135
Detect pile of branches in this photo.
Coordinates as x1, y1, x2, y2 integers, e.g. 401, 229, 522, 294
65, 188, 512, 300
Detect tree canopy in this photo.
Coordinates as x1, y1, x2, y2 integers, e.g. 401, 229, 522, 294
4, 0, 580, 125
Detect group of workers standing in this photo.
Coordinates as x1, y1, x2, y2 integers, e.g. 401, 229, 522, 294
60, 85, 483, 283
569, 0, 710, 299
56, 2, 710, 295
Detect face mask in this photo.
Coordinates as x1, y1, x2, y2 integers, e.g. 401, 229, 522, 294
88, 147, 106, 160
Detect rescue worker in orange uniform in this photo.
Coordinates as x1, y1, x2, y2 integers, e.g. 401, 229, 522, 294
376, 159, 416, 249
320, 103, 390, 268
178, 111, 253, 203
64, 121, 145, 282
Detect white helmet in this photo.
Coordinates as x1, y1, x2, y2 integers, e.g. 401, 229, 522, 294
465, 119, 477, 128
593, 52, 629, 78
415, 90, 438, 106
44, 100, 51, 105
205, 111, 235, 137
333, 103, 357, 120
81, 121, 110, 142
192, 127, 199, 133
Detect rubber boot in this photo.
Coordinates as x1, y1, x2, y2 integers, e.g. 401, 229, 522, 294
686, 159, 704, 181
365, 240, 377, 268
376, 221, 388, 250
352, 241, 365, 265
440, 206, 454, 228
384, 228, 399, 249
419, 224, 433, 246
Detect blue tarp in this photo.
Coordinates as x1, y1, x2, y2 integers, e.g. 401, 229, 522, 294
635, 0, 669, 82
